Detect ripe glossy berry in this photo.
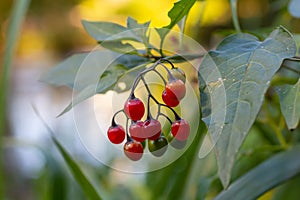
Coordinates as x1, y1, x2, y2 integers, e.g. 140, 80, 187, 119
168, 68, 186, 83
166, 79, 186, 100
162, 90, 179, 107
124, 97, 145, 121
107, 125, 126, 144
167, 132, 186, 149
129, 120, 146, 142
148, 136, 168, 157
171, 119, 190, 141
143, 118, 161, 140
124, 140, 144, 161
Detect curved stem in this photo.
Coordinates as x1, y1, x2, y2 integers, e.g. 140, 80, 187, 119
153, 69, 167, 85
158, 62, 175, 81
157, 112, 173, 124
161, 58, 175, 68
126, 118, 132, 142
141, 76, 152, 95
130, 60, 162, 96
111, 109, 125, 126
230, 0, 241, 33
146, 94, 153, 119
148, 94, 181, 120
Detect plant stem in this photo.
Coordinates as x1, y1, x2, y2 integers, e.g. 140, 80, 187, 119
230, 0, 241, 33
157, 113, 173, 124
111, 110, 125, 126
0, 0, 30, 197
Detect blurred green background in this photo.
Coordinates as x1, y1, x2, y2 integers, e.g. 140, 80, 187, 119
0, 0, 299, 199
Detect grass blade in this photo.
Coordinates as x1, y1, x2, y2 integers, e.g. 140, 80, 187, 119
0, 0, 31, 197
32, 105, 103, 200
214, 145, 300, 200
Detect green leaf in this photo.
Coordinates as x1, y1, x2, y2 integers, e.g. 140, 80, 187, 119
101, 41, 138, 54
166, 53, 204, 63
288, 0, 300, 18
41, 51, 149, 90
272, 174, 300, 200
196, 176, 214, 200
156, 0, 196, 41
40, 51, 119, 90
57, 62, 149, 116
41, 53, 88, 89
199, 26, 296, 188
82, 20, 141, 42
99, 64, 128, 88
276, 79, 300, 130
127, 17, 150, 47
42, 50, 150, 116
214, 145, 300, 200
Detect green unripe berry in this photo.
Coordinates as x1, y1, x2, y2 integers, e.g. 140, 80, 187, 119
168, 68, 186, 83
148, 136, 168, 157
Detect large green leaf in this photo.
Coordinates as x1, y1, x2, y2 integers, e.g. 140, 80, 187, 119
82, 20, 141, 42
41, 51, 149, 90
127, 17, 150, 47
57, 62, 149, 116
272, 174, 300, 200
40, 51, 119, 90
276, 79, 300, 130
41, 50, 150, 116
156, 0, 196, 41
100, 41, 138, 54
198, 26, 296, 188
214, 145, 300, 200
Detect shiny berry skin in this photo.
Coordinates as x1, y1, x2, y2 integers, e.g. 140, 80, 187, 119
148, 136, 168, 157
171, 119, 190, 141
166, 79, 186, 100
162, 90, 179, 107
143, 119, 161, 140
107, 125, 125, 144
168, 68, 186, 83
123, 141, 144, 161
124, 97, 145, 121
129, 120, 146, 142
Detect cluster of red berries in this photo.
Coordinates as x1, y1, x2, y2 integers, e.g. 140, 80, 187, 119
107, 59, 190, 161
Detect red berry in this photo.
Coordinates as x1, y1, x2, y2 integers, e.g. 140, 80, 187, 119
143, 118, 161, 140
107, 125, 125, 144
129, 121, 146, 142
162, 90, 179, 107
124, 97, 145, 121
123, 141, 144, 161
171, 119, 190, 141
166, 79, 186, 100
